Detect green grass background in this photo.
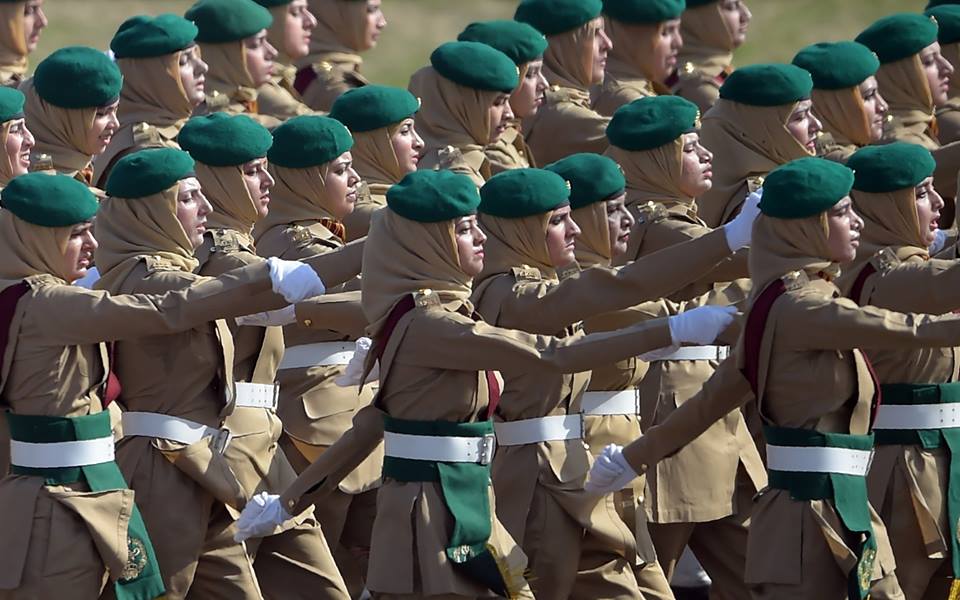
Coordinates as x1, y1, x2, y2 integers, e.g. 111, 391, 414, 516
38, 0, 924, 87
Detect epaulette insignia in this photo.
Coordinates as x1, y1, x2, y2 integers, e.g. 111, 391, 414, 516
289, 224, 314, 245
318, 61, 334, 73
747, 176, 764, 194
556, 262, 580, 281
29, 152, 53, 172
132, 122, 161, 147
209, 230, 240, 254
781, 269, 809, 291
143, 256, 179, 274
438, 145, 464, 170
682, 61, 695, 74
235, 87, 258, 103
870, 247, 900, 275
206, 90, 230, 110
413, 288, 441, 308
635, 201, 668, 225
511, 265, 542, 282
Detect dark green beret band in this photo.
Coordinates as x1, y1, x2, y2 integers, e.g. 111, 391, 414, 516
329, 85, 420, 133
479, 168, 571, 218
719, 63, 813, 107
458, 20, 548, 65
179, 113, 272, 167
515, 0, 603, 36
430, 41, 519, 93
34, 47, 123, 109
111, 14, 198, 59
602, 0, 685, 24
387, 170, 481, 223
253, 0, 293, 6
685, 0, 718, 6
186, 0, 273, 44
3, 173, 98, 227
758, 157, 854, 219
607, 96, 699, 151
927, 5, 960, 45
856, 13, 938, 64
792, 41, 879, 90
106, 148, 196, 199
269, 115, 354, 169
0, 87, 24, 123
847, 142, 936, 193
545, 153, 625, 209
928, 0, 960, 8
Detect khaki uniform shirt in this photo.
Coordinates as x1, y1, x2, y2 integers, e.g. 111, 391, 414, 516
418, 145, 490, 188
93, 121, 182, 189
257, 65, 315, 122
523, 85, 610, 166
936, 101, 960, 145
194, 86, 282, 130
342, 182, 385, 242
484, 125, 534, 175
298, 56, 368, 113
592, 62, 657, 118
670, 62, 730, 114
815, 132, 858, 165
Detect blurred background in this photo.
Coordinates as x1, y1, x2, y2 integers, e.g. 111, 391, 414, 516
40, 0, 925, 87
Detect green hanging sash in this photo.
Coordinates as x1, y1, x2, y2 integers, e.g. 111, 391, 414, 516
7, 411, 165, 600
764, 425, 877, 600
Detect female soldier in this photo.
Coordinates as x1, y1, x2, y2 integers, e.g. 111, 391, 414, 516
0, 0, 45, 88
697, 63, 821, 228
0, 87, 32, 187
185, 0, 282, 129
839, 142, 960, 599
236, 168, 737, 599
792, 41, 889, 164
328, 84, 422, 241
409, 41, 518, 187
0, 171, 342, 599
180, 115, 351, 599
294, 0, 386, 112
592, 0, 684, 116
928, 5, 960, 145
585, 156, 960, 599
671, 0, 752, 113
93, 14, 209, 188
515, 0, 613, 165
251, 0, 317, 121
458, 20, 548, 173
22, 46, 120, 185
94, 148, 361, 599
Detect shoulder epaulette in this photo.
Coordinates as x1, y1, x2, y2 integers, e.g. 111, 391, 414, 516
556, 262, 580, 281
413, 288, 442, 309
287, 224, 314, 245
510, 265, 542, 282
143, 255, 180, 274
208, 229, 242, 254
869, 247, 901, 276
132, 122, 161, 147
205, 90, 231, 110
29, 152, 53, 172
780, 269, 809, 291
437, 145, 465, 170
635, 201, 668, 225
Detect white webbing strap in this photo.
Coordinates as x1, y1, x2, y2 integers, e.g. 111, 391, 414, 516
494, 414, 582, 446
9, 436, 115, 469
278, 342, 355, 370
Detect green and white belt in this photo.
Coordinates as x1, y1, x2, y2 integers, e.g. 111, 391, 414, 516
766, 443, 873, 476
384, 429, 496, 465
581, 390, 640, 416
10, 434, 115, 469
278, 341, 354, 370
494, 414, 582, 446
234, 382, 279, 410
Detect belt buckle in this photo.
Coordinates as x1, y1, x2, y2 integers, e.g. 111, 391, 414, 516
212, 428, 233, 454
270, 384, 280, 411
478, 434, 496, 465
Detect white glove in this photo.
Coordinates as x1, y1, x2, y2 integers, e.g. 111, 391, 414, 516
585, 444, 638, 494
930, 228, 948, 255
74, 266, 100, 288
234, 492, 292, 542
668, 305, 737, 345
235, 304, 298, 327
722, 187, 762, 251
267, 257, 326, 303
335, 337, 380, 386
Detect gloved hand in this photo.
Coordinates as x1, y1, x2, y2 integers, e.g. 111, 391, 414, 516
235, 305, 298, 327
929, 228, 948, 255
334, 337, 381, 386
722, 187, 762, 251
585, 444, 638, 494
668, 305, 737, 345
234, 492, 292, 542
267, 257, 326, 303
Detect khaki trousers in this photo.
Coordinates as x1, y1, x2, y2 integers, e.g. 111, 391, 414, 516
635, 560, 675, 600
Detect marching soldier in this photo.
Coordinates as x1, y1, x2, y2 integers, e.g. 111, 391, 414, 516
252, 0, 318, 121
928, 5, 960, 145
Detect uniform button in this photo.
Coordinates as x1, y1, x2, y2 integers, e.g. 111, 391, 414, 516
303, 318, 313, 327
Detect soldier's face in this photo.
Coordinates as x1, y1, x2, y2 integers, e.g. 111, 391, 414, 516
719, 0, 751, 49
487, 93, 514, 143
605, 194, 633, 257
242, 158, 274, 219
511, 59, 548, 119
590, 19, 612, 86
323, 151, 360, 220
175, 177, 211, 249
22, 0, 46, 53
179, 46, 208, 108
650, 19, 682, 84
244, 30, 278, 87
545, 205, 581, 267
61, 221, 96, 283
363, 0, 387, 50
85, 100, 119, 156
4, 118, 33, 177
825, 197, 863, 264
785, 99, 821, 155
677, 132, 713, 198
920, 42, 954, 108
455, 215, 486, 277
858, 76, 888, 144
390, 118, 424, 174
284, 0, 317, 60
914, 177, 943, 247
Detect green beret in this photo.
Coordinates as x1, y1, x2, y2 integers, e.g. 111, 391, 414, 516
458, 20, 548, 65
106, 148, 196, 199
387, 170, 481, 223
430, 42, 519, 93
847, 142, 936, 193
545, 153, 625, 209
186, 0, 273, 44
515, 0, 603, 37
33, 47, 123, 109
602, 0, 685, 24
927, 5, 960, 45
856, 13, 938, 64
928, 0, 960, 8
0, 87, 24, 122
253, 0, 293, 6
178, 113, 272, 167
607, 96, 699, 151
719, 63, 812, 107
479, 168, 570, 218
329, 85, 420, 133
2, 173, 98, 227
269, 116, 354, 169
758, 157, 854, 219
792, 42, 879, 90
685, 0, 718, 6
111, 14, 198, 59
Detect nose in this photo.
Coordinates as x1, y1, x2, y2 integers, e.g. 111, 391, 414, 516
809, 112, 823, 137
412, 130, 425, 150
876, 92, 889, 115
37, 7, 48, 28
623, 209, 635, 229
537, 71, 548, 91
568, 216, 581, 238
262, 169, 276, 189
742, 2, 752, 22
266, 41, 279, 61
600, 28, 612, 52
305, 9, 318, 29
502, 102, 515, 123
108, 111, 119, 130
347, 166, 360, 186
198, 194, 213, 217
942, 55, 955, 77
23, 126, 34, 148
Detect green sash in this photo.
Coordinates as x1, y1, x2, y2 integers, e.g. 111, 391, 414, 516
765, 426, 876, 600
7, 411, 165, 600
381, 416, 508, 596
874, 382, 960, 578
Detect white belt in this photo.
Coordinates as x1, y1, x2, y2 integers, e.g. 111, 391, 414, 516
647, 345, 730, 362
279, 342, 355, 370
494, 414, 582, 446
872, 403, 960, 430
766, 444, 872, 477
581, 390, 639, 416
234, 382, 279, 410
122, 412, 232, 453
384, 431, 496, 465
9, 436, 115, 469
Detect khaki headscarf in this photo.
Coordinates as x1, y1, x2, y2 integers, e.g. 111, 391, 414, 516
0, 2, 27, 81
0, 210, 73, 285
812, 86, 872, 149
476, 212, 556, 283
544, 18, 600, 91
572, 200, 611, 266
877, 54, 935, 144
408, 66, 495, 158
0, 118, 22, 185
197, 163, 260, 244
606, 138, 700, 219
95, 181, 199, 291
306, 0, 367, 56
604, 17, 665, 86
201, 41, 257, 100
22, 78, 98, 177
361, 208, 473, 334
748, 212, 835, 298
697, 98, 812, 226
255, 163, 333, 242
116, 52, 194, 131
678, 1, 735, 79
351, 123, 405, 190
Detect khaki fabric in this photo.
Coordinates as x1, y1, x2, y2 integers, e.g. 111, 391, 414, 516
296, 0, 369, 112
343, 124, 402, 240
936, 42, 960, 145
672, 1, 735, 113
21, 78, 97, 181
258, 6, 315, 121
484, 123, 534, 174
195, 41, 281, 129
592, 17, 662, 117
812, 86, 871, 164
0, 2, 26, 88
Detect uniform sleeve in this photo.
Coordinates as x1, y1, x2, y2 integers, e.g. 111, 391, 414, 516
302, 238, 365, 289
257, 81, 314, 121
674, 76, 720, 114
932, 141, 960, 199
867, 258, 960, 315
294, 290, 367, 338
342, 199, 380, 242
